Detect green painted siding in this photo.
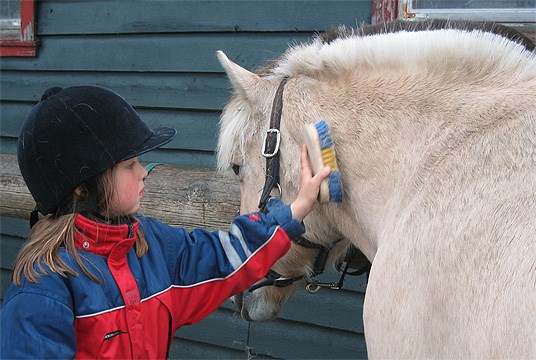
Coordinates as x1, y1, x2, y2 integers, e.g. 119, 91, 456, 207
0, 1, 372, 358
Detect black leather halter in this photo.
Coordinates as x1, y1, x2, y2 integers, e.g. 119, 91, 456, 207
252, 77, 345, 293
258, 77, 287, 212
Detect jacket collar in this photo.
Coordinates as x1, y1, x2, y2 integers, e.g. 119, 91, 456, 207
74, 213, 139, 258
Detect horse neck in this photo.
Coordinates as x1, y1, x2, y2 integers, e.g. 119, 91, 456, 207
292, 78, 452, 258
339, 117, 436, 258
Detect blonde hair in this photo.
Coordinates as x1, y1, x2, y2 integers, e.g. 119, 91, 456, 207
13, 166, 148, 286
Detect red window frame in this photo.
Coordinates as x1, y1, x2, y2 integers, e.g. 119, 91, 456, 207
372, 0, 399, 24
0, 0, 37, 57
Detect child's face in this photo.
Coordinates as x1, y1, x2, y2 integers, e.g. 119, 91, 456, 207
108, 157, 148, 216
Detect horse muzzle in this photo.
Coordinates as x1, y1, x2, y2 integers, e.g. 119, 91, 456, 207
232, 289, 281, 322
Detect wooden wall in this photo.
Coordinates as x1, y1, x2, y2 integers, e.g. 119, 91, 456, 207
0, 1, 372, 358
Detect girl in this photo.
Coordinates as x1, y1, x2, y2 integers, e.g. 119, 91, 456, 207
0, 85, 330, 359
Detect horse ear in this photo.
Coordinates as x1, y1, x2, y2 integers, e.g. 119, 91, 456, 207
216, 50, 265, 100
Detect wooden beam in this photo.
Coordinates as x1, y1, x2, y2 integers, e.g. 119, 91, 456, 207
0, 153, 240, 231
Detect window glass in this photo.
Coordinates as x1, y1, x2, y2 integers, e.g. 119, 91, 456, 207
412, 0, 535, 10
0, 0, 21, 41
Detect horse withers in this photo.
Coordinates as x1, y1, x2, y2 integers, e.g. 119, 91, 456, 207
216, 20, 536, 358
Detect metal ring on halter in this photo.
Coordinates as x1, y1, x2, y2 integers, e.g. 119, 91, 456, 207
270, 183, 282, 199
261, 129, 281, 158
305, 283, 322, 294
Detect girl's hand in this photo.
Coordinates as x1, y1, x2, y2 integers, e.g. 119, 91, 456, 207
290, 145, 331, 222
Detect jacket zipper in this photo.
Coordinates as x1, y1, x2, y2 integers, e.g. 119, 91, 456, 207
128, 223, 134, 238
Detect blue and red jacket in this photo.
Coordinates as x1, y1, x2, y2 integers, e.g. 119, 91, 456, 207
1, 198, 303, 359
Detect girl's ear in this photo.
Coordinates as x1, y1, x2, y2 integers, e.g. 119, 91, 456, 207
74, 184, 87, 199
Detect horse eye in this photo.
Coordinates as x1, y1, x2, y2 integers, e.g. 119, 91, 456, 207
231, 164, 241, 176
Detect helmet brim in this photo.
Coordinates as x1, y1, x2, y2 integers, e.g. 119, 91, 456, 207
121, 127, 178, 161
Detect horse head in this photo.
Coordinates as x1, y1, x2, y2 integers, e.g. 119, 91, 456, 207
215, 50, 361, 321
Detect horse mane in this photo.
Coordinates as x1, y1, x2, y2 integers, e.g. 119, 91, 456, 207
257, 19, 535, 81
322, 19, 535, 51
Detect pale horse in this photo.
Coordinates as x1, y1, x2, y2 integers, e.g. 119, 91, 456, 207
215, 20, 536, 358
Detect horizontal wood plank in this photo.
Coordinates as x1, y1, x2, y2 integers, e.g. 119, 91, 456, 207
37, 0, 371, 35
0, 71, 232, 110
1, 269, 13, 303
178, 286, 365, 335
169, 337, 255, 360
175, 306, 249, 351
0, 216, 30, 238
277, 284, 365, 332
0, 234, 25, 271
249, 317, 367, 359
176, 303, 366, 359
0, 33, 313, 72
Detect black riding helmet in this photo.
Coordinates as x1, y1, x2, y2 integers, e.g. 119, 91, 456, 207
17, 85, 177, 215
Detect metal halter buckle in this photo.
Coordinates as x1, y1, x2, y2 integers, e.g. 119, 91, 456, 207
305, 280, 341, 294
261, 129, 281, 158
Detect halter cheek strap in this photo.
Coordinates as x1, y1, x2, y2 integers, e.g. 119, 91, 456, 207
258, 77, 288, 212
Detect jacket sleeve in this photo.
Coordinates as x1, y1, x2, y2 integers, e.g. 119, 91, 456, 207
139, 198, 305, 329
1, 281, 76, 359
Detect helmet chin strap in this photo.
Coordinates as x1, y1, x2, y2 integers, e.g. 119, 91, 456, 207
29, 207, 39, 228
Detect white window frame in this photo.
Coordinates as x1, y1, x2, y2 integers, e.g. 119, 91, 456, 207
399, 0, 536, 24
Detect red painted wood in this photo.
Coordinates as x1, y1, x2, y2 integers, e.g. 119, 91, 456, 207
0, 41, 36, 56
20, 0, 35, 42
371, 0, 399, 24
0, 0, 37, 57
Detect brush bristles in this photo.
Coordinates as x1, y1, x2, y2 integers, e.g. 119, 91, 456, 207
328, 172, 343, 203
320, 148, 338, 171
315, 121, 334, 148
314, 120, 343, 203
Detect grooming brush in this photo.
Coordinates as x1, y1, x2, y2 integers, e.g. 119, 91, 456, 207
303, 119, 343, 203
